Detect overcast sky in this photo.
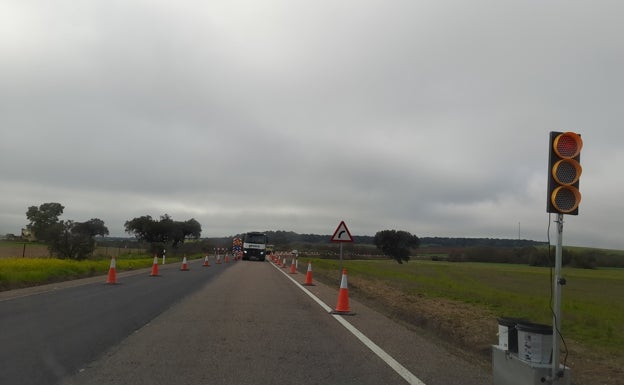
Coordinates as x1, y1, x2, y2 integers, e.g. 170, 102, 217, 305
1, 0, 623, 249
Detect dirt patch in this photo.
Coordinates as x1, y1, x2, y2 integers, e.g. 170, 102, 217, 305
0, 244, 50, 258
346, 276, 623, 385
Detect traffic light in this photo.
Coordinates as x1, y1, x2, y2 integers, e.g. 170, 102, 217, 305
547, 131, 583, 215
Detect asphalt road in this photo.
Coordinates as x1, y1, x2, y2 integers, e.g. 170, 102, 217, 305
0, 258, 234, 385
1, 259, 492, 385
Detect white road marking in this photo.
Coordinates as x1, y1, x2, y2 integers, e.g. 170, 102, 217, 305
271, 262, 427, 385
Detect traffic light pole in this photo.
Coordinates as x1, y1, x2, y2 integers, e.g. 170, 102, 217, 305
552, 213, 564, 381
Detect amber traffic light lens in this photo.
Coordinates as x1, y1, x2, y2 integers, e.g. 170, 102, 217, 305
552, 159, 582, 185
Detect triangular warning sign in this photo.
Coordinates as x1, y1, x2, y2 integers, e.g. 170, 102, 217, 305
331, 221, 353, 242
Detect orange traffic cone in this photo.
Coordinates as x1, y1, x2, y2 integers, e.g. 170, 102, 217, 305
180, 256, 189, 271
216, 255, 222, 264
302, 262, 315, 286
289, 259, 297, 274
150, 255, 160, 277
331, 268, 354, 315
203, 255, 210, 267
106, 256, 118, 284
225, 254, 230, 263
281, 257, 287, 268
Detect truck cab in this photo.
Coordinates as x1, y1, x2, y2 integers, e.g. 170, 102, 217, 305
242, 232, 268, 261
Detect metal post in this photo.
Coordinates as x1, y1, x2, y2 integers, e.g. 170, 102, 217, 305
552, 214, 564, 381
339, 242, 343, 272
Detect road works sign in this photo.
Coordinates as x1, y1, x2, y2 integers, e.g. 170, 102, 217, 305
331, 221, 353, 242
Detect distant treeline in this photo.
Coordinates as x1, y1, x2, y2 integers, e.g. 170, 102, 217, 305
248, 231, 622, 269
437, 246, 624, 269
226, 230, 545, 248
98, 231, 544, 248
98, 231, 623, 268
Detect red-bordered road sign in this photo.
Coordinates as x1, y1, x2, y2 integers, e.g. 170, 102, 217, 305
331, 221, 353, 242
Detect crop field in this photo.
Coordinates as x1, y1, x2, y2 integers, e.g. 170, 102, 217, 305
0, 241, 50, 258
0, 241, 146, 259
0, 241, 169, 291
0, 256, 158, 291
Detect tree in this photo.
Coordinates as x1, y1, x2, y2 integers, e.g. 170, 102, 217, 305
73, 218, 109, 238
45, 219, 109, 260
181, 218, 201, 241
124, 214, 202, 248
123, 215, 159, 242
25, 203, 109, 259
26, 202, 65, 242
47, 221, 90, 260
374, 230, 420, 264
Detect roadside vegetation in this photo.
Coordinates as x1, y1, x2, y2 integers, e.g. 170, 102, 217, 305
0, 255, 155, 291
301, 258, 623, 384
305, 258, 623, 351
0, 240, 209, 291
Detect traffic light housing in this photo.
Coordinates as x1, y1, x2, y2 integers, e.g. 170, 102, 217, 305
547, 131, 582, 215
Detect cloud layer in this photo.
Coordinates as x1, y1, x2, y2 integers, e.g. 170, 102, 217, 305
2, 0, 623, 249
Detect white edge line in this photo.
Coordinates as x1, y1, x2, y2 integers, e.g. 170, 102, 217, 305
271, 262, 426, 385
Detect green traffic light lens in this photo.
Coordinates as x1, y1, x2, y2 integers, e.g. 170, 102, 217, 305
551, 186, 581, 213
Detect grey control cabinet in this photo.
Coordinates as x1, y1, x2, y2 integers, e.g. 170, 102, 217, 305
492, 345, 571, 385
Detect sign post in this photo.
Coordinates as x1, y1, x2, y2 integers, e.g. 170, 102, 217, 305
552, 214, 564, 381
331, 221, 353, 271
292, 249, 299, 269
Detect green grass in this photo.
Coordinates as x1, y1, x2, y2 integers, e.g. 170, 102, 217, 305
0, 255, 162, 290
0, 239, 206, 291
306, 259, 624, 354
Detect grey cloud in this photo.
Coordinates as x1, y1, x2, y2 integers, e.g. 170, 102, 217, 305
1, 0, 623, 249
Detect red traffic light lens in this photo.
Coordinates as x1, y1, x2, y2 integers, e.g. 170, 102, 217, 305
553, 132, 583, 158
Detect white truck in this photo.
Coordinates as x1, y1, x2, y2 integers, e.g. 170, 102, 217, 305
242, 232, 268, 261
